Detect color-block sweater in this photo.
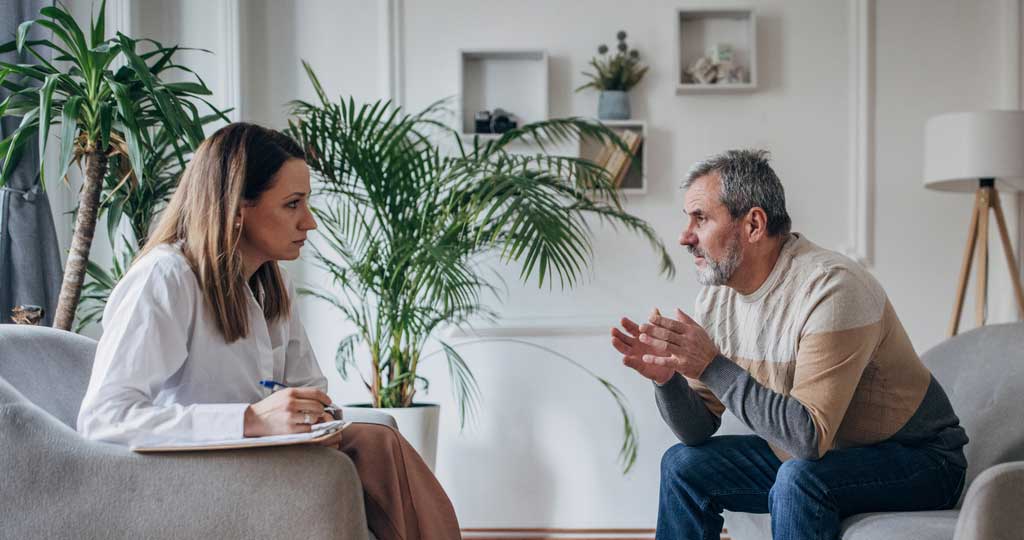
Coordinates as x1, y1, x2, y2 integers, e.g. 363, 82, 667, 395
655, 233, 968, 467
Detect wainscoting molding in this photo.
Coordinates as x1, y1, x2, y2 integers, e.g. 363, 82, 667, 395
220, 0, 241, 122
844, 0, 875, 268
460, 527, 729, 540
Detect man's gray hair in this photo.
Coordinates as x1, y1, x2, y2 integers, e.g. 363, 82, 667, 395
683, 149, 792, 237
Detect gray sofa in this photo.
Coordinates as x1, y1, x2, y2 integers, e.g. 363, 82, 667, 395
724, 321, 1024, 540
0, 324, 396, 540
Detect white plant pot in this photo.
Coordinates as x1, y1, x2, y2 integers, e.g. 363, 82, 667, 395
350, 403, 440, 471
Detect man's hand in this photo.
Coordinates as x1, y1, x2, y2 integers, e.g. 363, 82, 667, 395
612, 316, 675, 385
637, 308, 720, 379
244, 387, 333, 437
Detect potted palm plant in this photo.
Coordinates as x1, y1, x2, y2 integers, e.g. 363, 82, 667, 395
0, 0, 226, 330
288, 61, 674, 472
576, 30, 649, 120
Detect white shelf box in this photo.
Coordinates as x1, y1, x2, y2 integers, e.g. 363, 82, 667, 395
458, 49, 549, 136
676, 7, 757, 94
579, 120, 647, 195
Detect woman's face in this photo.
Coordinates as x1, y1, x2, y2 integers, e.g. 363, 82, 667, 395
238, 158, 317, 264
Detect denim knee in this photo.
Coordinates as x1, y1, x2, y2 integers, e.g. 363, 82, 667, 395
770, 459, 827, 501
661, 443, 715, 488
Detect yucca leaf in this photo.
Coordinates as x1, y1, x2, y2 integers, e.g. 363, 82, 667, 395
56, 95, 82, 184
90, 0, 107, 48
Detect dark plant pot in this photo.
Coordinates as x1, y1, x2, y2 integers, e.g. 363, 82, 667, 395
598, 90, 631, 120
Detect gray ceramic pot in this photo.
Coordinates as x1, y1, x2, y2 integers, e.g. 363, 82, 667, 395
598, 90, 631, 120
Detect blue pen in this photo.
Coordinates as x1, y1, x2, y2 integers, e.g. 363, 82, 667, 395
259, 379, 341, 418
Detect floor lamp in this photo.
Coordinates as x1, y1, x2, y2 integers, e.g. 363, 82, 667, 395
924, 110, 1024, 336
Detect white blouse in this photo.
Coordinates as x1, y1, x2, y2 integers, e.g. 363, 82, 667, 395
77, 242, 327, 446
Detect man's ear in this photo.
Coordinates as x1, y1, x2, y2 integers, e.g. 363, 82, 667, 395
745, 207, 769, 243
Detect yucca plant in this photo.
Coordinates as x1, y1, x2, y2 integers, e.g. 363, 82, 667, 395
0, 0, 227, 330
76, 115, 223, 332
288, 61, 675, 472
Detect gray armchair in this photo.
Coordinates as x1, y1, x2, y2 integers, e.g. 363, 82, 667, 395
0, 324, 396, 540
724, 322, 1024, 540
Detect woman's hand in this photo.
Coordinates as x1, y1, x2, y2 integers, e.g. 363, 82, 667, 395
244, 387, 333, 437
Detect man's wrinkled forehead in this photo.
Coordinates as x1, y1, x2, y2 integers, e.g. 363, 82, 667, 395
683, 173, 722, 216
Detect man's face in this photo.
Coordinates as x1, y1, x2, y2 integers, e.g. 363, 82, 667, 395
680, 173, 744, 286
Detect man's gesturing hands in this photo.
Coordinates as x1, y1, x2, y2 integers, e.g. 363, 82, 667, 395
611, 308, 720, 382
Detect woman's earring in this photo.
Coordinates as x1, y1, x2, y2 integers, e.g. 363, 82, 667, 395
234, 222, 241, 229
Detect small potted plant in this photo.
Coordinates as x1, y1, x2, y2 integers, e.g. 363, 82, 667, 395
576, 30, 649, 120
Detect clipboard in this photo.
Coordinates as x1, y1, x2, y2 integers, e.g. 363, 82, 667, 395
131, 420, 350, 453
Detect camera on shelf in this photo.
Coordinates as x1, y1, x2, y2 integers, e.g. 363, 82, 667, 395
473, 108, 518, 134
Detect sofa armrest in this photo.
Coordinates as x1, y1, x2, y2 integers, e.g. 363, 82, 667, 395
0, 396, 369, 540
954, 461, 1024, 540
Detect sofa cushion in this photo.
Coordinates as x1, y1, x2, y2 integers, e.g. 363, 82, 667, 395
840, 510, 958, 540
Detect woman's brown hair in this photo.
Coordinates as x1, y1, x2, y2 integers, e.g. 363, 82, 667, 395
140, 122, 305, 342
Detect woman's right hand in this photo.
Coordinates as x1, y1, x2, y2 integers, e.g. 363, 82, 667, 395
244, 387, 333, 437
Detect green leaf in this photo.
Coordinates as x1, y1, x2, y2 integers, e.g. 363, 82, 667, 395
334, 333, 362, 379
91, 0, 107, 48
106, 196, 125, 249
107, 80, 144, 183
16, 20, 34, 54
163, 81, 211, 95
56, 95, 82, 185
97, 102, 113, 152
39, 6, 89, 61
37, 74, 60, 184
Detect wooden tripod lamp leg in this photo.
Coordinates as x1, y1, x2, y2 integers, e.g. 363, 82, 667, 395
950, 189, 983, 337
991, 189, 1024, 318
976, 188, 991, 327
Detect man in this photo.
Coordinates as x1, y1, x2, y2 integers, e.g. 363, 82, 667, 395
610, 150, 967, 540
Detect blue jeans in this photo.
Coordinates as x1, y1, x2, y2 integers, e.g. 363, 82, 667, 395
657, 435, 966, 540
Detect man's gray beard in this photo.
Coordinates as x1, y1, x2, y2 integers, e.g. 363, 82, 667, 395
692, 233, 743, 286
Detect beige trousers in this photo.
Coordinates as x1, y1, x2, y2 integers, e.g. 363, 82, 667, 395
337, 423, 461, 540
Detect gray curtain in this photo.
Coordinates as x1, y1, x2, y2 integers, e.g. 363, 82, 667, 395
0, 0, 63, 327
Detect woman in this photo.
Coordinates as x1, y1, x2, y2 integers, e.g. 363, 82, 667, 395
77, 122, 461, 540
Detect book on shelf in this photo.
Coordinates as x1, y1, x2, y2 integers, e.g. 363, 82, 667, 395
594, 129, 643, 188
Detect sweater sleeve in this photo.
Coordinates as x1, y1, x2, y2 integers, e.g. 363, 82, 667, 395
697, 267, 884, 460
654, 373, 723, 445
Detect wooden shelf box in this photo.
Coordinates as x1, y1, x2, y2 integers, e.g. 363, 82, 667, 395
676, 7, 757, 94
578, 120, 647, 195
457, 49, 549, 137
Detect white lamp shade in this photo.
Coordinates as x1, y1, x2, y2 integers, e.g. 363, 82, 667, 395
923, 110, 1024, 192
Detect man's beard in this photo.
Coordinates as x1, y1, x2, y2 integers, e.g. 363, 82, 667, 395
688, 231, 743, 286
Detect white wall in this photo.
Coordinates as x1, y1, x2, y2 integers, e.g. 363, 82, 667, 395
46, 0, 1024, 530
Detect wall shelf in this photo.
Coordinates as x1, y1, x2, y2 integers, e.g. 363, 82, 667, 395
676, 7, 757, 94
578, 119, 647, 195
457, 49, 549, 137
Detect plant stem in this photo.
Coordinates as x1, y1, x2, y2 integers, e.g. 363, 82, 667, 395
54, 150, 108, 330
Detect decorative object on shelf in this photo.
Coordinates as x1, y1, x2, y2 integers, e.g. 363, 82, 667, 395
489, 108, 517, 133
592, 129, 643, 188
472, 108, 518, 134
474, 110, 492, 133
11, 305, 44, 325
289, 62, 675, 473
459, 49, 548, 136
576, 30, 649, 120
676, 7, 757, 93
578, 120, 648, 193
682, 43, 749, 85
922, 110, 1024, 336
